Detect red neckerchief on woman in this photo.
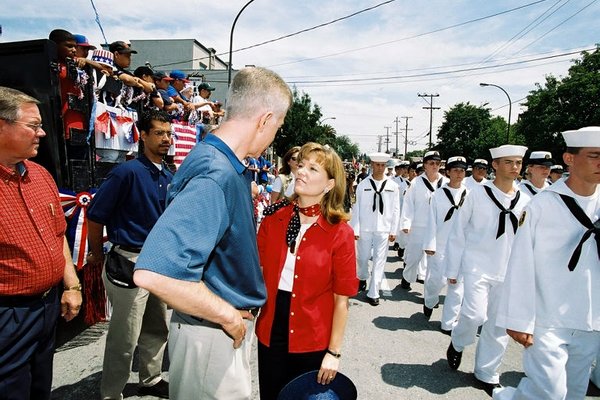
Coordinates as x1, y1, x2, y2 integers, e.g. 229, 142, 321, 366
263, 199, 321, 253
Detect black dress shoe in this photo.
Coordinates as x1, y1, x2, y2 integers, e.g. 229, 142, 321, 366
440, 328, 452, 336
474, 378, 502, 397
138, 379, 169, 399
400, 278, 411, 290
358, 280, 367, 292
367, 297, 379, 306
397, 248, 404, 260
416, 277, 425, 284
423, 304, 433, 319
446, 342, 462, 370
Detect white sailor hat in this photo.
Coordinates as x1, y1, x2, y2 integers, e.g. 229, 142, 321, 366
472, 158, 488, 168
423, 150, 441, 162
369, 152, 391, 163
550, 165, 564, 172
416, 163, 424, 171
562, 126, 600, 147
446, 156, 467, 169
395, 160, 410, 168
386, 158, 399, 168
527, 151, 554, 166
489, 145, 528, 159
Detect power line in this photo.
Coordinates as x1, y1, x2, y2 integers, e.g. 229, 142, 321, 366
89, 0, 108, 45
515, 0, 599, 54
153, 0, 399, 68
267, 0, 549, 68
285, 48, 592, 84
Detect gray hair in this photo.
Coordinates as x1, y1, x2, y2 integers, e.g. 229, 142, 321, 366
224, 67, 292, 122
0, 87, 40, 122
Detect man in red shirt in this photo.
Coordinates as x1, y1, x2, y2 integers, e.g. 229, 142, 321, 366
0, 86, 82, 400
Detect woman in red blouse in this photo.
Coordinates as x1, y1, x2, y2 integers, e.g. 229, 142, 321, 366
256, 142, 358, 400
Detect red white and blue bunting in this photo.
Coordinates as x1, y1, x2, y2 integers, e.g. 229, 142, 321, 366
59, 190, 95, 270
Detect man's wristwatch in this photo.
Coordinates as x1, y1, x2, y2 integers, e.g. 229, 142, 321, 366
326, 349, 341, 358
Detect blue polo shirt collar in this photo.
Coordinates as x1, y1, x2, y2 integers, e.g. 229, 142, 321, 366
137, 154, 168, 176
204, 133, 246, 174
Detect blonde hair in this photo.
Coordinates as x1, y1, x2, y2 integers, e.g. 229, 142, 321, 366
294, 142, 349, 224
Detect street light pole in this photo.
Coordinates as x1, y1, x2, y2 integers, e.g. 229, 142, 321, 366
228, 0, 255, 88
480, 82, 512, 143
319, 116, 336, 124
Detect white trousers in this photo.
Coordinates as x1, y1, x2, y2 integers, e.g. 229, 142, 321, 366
403, 227, 427, 283
493, 327, 600, 400
592, 350, 600, 387
424, 252, 447, 308
356, 231, 389, 299
451, 273, 508, 384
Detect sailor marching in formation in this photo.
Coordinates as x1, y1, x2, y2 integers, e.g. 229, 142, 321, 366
350, 126, 599, 399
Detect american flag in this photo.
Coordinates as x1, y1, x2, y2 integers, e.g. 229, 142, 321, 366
172, 123, 197, 169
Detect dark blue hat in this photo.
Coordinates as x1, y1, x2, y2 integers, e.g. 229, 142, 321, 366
277, 371, 357, 400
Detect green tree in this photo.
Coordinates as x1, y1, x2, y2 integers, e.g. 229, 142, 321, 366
274, 88, 360, 160
435, 102, 511, 161
515, 46, 600, 158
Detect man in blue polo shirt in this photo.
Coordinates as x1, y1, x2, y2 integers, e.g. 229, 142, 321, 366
87, 109, 173, 399
134, 67, 292, 399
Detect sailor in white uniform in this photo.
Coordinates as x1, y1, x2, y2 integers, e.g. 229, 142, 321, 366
422, 156, 468, 332
549, 164, 564, 184
393, 160, 411, 258
518, 151, 553, 196
400, 151, 448, 290
445, 144, 530, 396
350, 152, 400, 306
493, 127, 600, 400
464, 158, 489, 189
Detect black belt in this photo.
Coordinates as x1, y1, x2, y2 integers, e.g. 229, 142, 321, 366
240, 307, 260, 317
117, 245, 142, 253
0, 286, 56, 307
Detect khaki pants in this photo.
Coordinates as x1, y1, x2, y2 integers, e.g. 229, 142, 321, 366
100, 248, 168, 400
168, 312, 255, 400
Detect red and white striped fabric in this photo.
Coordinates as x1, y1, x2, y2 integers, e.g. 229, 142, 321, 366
172, 123, 197, 169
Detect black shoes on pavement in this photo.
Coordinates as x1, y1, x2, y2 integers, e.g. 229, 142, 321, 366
423, 304, 433, 319
446, 342, 462, 370
358, 280, 367, 292
138, 379, 169, 399
400, 278, 411, 290
474, 378, 502, 397
367, 297, 379, 306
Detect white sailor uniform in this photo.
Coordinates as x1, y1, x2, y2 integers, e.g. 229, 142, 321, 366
445, 181, 529, 384
350, 176, 400, 300
493, 180, 600, 400
423, 183, 467, 331
393, 176, 411, 249
400, 174, 448, 283
517, 179, 549, 197
463, 175, 488, 190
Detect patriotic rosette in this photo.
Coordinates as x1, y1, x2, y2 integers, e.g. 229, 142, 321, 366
60, 189, 96, 270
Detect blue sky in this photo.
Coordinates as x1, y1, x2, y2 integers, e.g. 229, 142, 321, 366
1, 0, 598, 155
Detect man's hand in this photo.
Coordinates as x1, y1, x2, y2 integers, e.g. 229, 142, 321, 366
425, 250, 435, 256
402, 228, 410, 234
354, 235, 360, 240
221, 309, 255, 349
61, 290, 82, 322
448, 278, 457, 285
388, 235, 396, 242
507, 329, 533, 348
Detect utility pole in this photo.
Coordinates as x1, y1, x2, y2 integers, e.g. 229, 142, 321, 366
377, 135, 383, 153
418, 93, 440, 149
401, 116, 413, 158
384, 126, 391, 153
393, 117, 400, 157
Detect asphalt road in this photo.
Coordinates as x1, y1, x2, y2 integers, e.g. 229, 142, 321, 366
51, 250, 600, 399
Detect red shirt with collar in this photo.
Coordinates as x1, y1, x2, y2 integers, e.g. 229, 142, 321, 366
0, 160, 67, 295
255, 204, 358, 353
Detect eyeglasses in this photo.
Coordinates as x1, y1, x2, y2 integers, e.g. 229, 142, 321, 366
151, 130, 173, 138
12, 120, 44, 133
